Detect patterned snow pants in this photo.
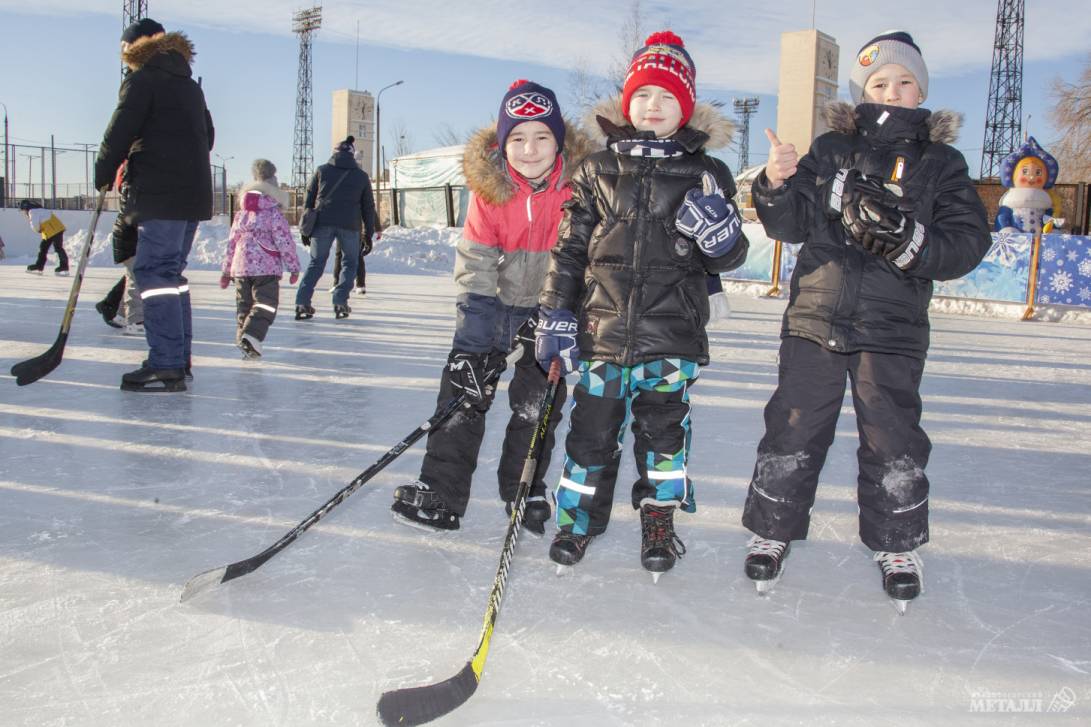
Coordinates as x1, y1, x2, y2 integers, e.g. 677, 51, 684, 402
554, 358, 700, 536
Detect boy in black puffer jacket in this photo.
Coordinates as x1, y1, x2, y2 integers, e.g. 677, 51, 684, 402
536, 31, 748, 578
741, 31, 991, 610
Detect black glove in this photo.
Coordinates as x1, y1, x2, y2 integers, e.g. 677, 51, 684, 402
362, 237, 373, 256
842, 195, 928, 270
447, 350, 506, 411
822, 168, 900, 220
301, 236, 311, 247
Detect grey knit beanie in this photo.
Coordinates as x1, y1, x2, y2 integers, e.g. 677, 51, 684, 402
849, 30, 928, 105
251, 159, 277, 181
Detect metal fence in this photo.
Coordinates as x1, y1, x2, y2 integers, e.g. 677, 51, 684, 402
1, 141, 230, 216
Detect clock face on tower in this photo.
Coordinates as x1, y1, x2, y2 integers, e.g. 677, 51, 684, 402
820, 46, 837, 79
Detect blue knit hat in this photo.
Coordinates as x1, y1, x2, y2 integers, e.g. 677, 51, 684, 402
496, 80, 565, 156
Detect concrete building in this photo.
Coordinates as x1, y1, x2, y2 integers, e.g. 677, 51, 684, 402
775, 29, 839, 156
331, 89, 375, 176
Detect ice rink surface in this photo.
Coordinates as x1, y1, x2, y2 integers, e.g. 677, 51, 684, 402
1, 267, 1089, 726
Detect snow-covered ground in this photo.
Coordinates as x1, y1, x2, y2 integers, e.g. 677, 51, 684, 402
1, 251, 1090, 725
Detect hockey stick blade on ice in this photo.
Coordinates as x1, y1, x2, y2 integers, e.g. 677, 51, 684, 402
180, 347, 523, 603
376, 358, 563, 726
11, 190, 107, 386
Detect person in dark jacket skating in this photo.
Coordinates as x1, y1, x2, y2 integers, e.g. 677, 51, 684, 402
94, 18, 215, 392
535, 32, 749, 578
295, 136, 376, 320
390, 80, 592, 534
741, 31, 991, 611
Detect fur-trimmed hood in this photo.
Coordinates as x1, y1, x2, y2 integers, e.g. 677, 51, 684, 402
462, 120, 596, 207
122, 32, 195, 70
238, 179, 289, 209
823, 100, 962, 145
586, 96, 736, 152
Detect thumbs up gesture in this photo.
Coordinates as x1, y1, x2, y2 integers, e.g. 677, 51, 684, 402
764, 129, 798, 189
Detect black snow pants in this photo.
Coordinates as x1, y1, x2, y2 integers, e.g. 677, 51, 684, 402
742, 336, 931, 552
418, 344, 568, 517
234, 275, 280, 342
34, 233, 69, 271
333, 243, 366, 289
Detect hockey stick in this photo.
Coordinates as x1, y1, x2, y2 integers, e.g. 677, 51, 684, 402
10, 190, 108, 386
180, 347, 522, 603
376, 358, 563, 727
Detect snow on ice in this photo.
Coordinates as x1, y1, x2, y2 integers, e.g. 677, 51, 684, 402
0, 223, 1089, 726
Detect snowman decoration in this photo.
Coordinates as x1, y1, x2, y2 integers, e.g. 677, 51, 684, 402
995, 136, 1065, 234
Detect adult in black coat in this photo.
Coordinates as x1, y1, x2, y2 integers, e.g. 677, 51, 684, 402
294, 137, 377, 319
93, 20, 215, 392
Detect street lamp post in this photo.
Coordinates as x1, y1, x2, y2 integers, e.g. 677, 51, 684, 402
374, 80, 403, 224
215, 154, 234, 216
1, 102, 8, 206
22, 153, 38, 200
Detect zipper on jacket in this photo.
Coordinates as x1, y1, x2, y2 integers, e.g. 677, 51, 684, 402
625, 157, 655, 363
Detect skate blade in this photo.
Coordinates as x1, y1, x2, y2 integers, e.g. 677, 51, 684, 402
522, 520, 546, 538
391, 511, 450, 534
651, 571, 662, 585
754, 576, 781, 595
890, 598, 912, 615
120, 381, 186, 393
555, 564, 573, 577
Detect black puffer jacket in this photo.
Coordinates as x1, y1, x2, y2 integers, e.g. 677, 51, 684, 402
540, 100, 748, 367
303, 150, 377, 239
94, 33, 214, 223
753, 102, 991, 359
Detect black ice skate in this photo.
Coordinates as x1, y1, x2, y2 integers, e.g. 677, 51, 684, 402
549, 531, 594, 575
874, 550, 923, 615
639, 502, 686, 583
390, 480, 460, 532
294, 305, 315, 320
334, 304, 351, 320
504, 488, 551, 537
745, 535, 790, 594
238, 334, 262, 359
96, 300, 122, 327
120, 365, 186, 393
54, 267, 70, 276
25, 265, 43, 275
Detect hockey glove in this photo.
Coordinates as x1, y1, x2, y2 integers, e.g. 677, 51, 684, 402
822, 168, 902, 220
675, 171, 743, 258
842, 195, 929, 270
447, 350, 505, 411
534, 307, 580, 375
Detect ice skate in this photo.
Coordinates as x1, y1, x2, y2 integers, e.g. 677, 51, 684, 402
95, 300, 123, 328
550, 531, 593, 575
294, 305, 315, 320
390, 480, 460, 532
504, 488, 550, 537
238, 334, 262, 359
745, 535, 790, 594
25, 265, 43, 275
122, 321, 145, 337
639, 501, 686, 583
120, 365, 186, 393
874, 550, 923, 615
334, 304, 351, 320
354, 286, 366, 296
54, 267, 70, 276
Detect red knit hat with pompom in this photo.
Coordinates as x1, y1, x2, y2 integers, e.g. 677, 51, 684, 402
621, 30, 697, 127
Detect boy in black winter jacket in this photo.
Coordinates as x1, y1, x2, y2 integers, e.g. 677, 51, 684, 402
536, 31, 748, 578
741, 31, 991, 610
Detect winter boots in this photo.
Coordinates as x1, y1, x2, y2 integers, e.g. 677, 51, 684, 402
744, 535, 790, 593
120, 365, 186, 393
334, 304, 351, 320
391, 480, 460, 532
295, 305, 315, 321
874, 550, 924, 614
549, 532, 594, 567
639, 502, 687, 578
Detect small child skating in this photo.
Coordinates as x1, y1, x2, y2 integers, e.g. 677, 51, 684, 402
20, 200, 69, 275
742, 31, 991, 611
220, 160, 301, 358
535, 31, 748, 579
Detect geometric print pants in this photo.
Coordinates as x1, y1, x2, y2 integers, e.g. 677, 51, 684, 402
555, 358, 699, 536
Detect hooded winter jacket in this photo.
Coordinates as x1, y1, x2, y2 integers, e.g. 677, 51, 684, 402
451, 121, 594, 352
94, 33, 215, 222
303, 150, 376, 238
222, 188, 301, 278
539, 99, 749, 367
752, 102, 991, 359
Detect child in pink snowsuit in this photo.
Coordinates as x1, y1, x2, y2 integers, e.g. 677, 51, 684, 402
220, 159, 302, 358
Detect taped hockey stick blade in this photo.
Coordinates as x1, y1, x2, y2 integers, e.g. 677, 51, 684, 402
11, 334, 66, 386
179, 566, 229, 603
377, 662, 478, 726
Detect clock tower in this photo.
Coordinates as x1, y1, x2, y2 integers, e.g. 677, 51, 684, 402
775, 29, 840, 155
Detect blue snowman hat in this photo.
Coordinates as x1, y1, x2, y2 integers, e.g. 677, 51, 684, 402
1000, 136, 1059, 189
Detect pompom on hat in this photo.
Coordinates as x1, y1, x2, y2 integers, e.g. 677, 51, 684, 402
1000, 136, 1060, 189
849, 30, 929, 105
496, 79, 565, 156
621, 31, 697, 127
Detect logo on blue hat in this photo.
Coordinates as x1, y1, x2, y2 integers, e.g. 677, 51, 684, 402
505, 91, 553, 120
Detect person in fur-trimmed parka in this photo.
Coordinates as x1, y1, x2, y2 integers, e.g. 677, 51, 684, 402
390, 80, 594, 534
741, 31, 991, 609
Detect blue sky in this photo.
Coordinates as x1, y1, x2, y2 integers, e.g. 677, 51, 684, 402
1, 1, 1088, 187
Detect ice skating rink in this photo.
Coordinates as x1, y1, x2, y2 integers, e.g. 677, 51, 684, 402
1, 267, 1088, 726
